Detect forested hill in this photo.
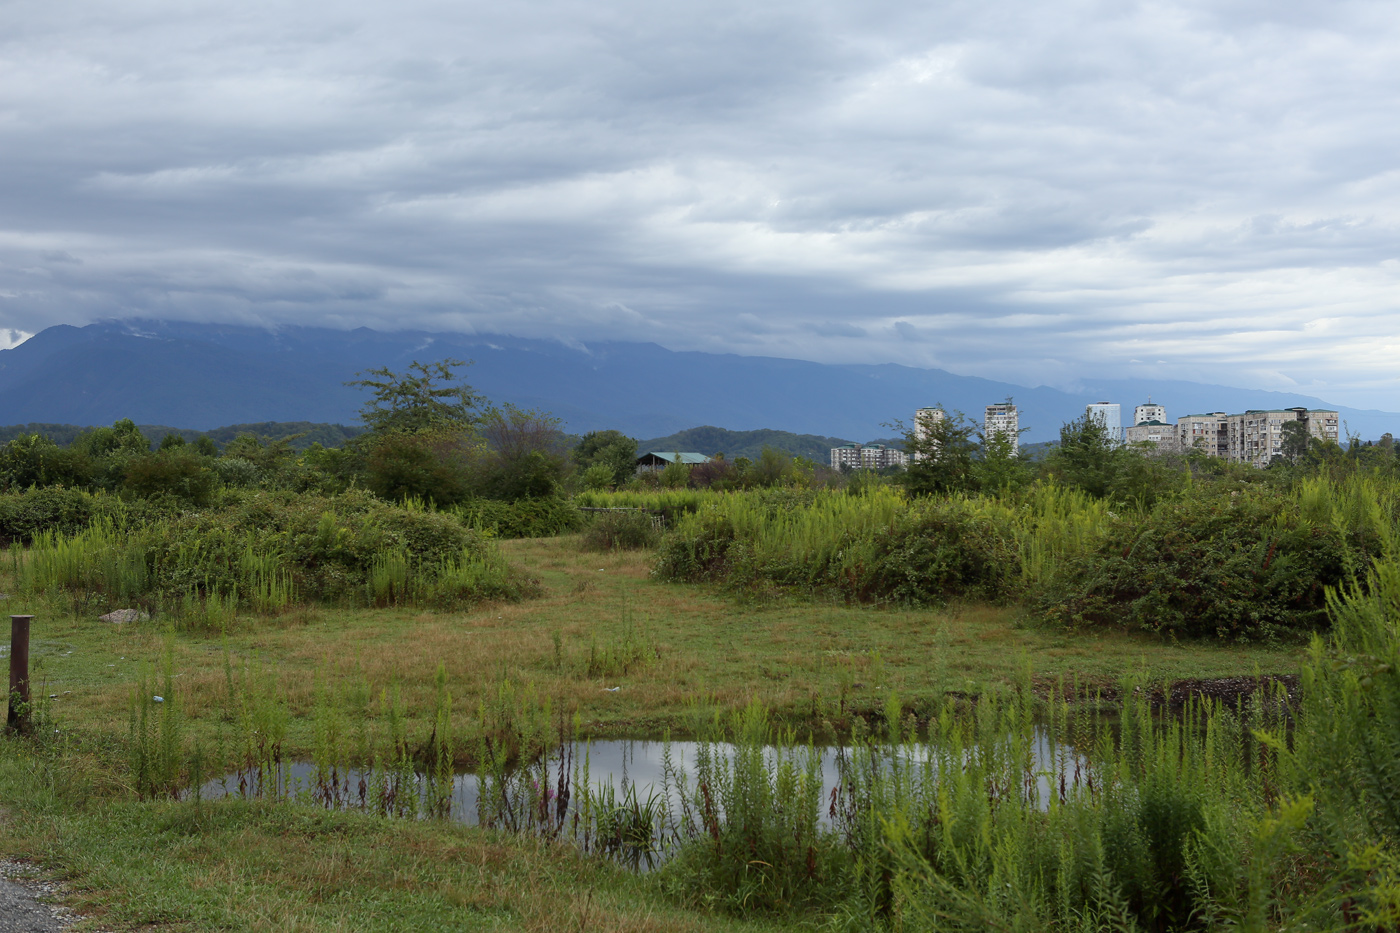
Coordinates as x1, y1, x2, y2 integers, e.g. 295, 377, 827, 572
0, 421, 363, 451
637, 427, 864, 462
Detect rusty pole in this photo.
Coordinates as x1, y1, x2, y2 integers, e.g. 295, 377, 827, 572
7, 615, 32, 735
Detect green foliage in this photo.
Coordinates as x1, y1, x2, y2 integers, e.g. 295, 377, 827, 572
363, 432, 471, 506
348, 358, 482, 436
453, 495, 583, 538
122, 448, 217, 505
0, 433, 94, 490
580, 511, 661, 551
0, 486, 125, 545
898, 407, 980, 496
1036, 482, 1376, 640
1044, 412, 1190, 507
17, 489, 537, 616
572, 430, 638, 488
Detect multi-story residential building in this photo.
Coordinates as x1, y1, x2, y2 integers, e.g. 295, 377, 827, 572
912, 407, 945, 461
1086, 402, 1123, 446
1226, 408, 1340, 467
1124, 420, 1178, 452
830, 444, 908, 471
1177, 407, 1339, 466
983, 402, 1019, 454
1133, 399, 1166, 426
1177, 412, 1231, 458
1124, 399, 1176, 453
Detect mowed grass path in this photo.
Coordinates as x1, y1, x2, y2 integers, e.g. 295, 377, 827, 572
20, 534, 1303, 751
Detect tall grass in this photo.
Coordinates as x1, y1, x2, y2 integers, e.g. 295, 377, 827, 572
12, 493, 536, 619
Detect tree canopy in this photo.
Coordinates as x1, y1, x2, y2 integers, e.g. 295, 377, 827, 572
347, 359, 483, 436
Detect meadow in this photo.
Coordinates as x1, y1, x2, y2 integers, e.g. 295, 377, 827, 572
0, 449, 1398, 929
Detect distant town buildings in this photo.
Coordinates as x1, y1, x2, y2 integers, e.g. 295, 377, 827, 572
1121, 400, 1341, 466
983, 402, 1020, 454
1179, 408, 1339, 467
829, 443, 908, 471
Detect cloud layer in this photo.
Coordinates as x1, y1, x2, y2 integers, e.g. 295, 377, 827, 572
2, 0, 1398, 406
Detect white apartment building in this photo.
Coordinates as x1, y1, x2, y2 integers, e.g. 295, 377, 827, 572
830, 444, 909, 471
1123, 399, 1176, 452
983, 402, 1019, 455
1133, 400, 1166, 426
1086, 402, 1123, 446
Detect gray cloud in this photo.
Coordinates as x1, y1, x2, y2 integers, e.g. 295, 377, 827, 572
2, 0, 1399, 407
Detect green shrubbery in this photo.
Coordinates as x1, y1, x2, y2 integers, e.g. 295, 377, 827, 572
580, 510, 662, 551
453, 495, 583, 538
16, 489, 537, 619
651, 475, 1397, 640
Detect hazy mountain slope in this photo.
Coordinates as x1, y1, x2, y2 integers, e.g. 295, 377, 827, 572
0, 320, 1392, 443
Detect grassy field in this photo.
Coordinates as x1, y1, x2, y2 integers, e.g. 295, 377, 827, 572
0, 533, 1308, 930
5, 534, 1299, 749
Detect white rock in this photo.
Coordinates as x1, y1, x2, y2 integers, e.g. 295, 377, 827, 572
99, 609, 148, 624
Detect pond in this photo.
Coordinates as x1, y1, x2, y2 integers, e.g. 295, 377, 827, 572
195, 729, 1090, 867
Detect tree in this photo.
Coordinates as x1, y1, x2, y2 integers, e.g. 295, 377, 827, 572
347, 359, 483, 436
1280, 420, 1311, 463
898, 407, 979, 496
973, 398, 1030, 492
572, 430, 638, 487
0, 434, 93, 490
473, 404, 571, 499
1045, 412, 1122, 498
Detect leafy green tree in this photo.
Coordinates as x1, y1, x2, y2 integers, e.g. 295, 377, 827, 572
1045, 412, 1120, 498
193, 436, 220, 457
572, 430, 638, 487
974, 421, 1030, 493
363, 433, 469, 506
898, 407, 979, 496
123, 448, 215, 505
348, 359, 483, 436
474, 404, 570, 500
72, 419, 150, 458
0, 434, 93, 490
1280, 420, 1311, 463
159, 433, 186, 450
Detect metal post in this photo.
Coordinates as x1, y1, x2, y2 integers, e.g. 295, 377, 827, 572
7, 615, 32, 735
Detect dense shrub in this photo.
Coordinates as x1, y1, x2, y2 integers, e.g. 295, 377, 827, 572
845, 502, 1019, 604
454, 495, 583, 538
1034, 490, 1364, 640
580, 510, 662, 551
19, 489, 538, 616
655, 487, 1016, 605
0, 486, 161, 545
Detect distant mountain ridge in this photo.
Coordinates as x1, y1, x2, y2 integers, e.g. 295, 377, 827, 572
0, 319, 1393, 443
0, 421, 363, 451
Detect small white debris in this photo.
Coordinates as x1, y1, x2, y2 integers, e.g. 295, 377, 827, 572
603, 686, 620, 693
48, 694, 57, 699
152, 696, 164, 703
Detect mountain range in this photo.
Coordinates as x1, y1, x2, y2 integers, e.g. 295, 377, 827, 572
0, 319, 1393, 444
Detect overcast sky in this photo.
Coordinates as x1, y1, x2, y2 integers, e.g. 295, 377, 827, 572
2, 0, 1398, 407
